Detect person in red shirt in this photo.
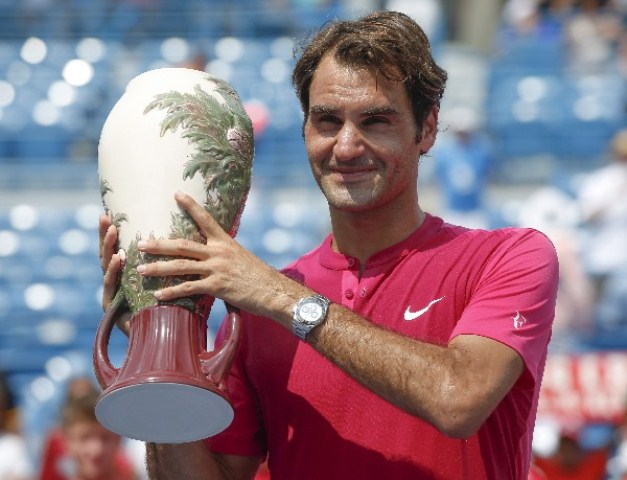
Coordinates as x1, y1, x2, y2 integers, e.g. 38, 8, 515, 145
534, 430, 609, 480
39, 387, 136, 480
99, 10, 558, 480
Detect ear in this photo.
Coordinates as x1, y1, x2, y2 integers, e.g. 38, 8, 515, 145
418, 106, 439, 154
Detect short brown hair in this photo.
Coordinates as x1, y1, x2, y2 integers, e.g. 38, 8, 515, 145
292, 11, 447, 129
61, 389, 100, 430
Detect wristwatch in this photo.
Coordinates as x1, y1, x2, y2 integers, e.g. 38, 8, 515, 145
292, 295, 331, 341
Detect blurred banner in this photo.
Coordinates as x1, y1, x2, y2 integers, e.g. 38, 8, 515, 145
537, 352, 627, 424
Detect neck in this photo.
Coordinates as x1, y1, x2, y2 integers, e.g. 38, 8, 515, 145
329, 199, 424, 266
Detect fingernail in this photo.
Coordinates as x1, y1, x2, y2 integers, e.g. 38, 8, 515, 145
136, 265, 146, 274
154, 290, 163, 299
175, 191, 185, 200
137, 240, 147, 250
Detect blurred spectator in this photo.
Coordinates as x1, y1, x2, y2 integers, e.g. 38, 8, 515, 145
534, 427, 610, 479
386, 0, 445, 45
433, 107, 493, 229
39, 377, 137, 480
342, 0, 385, 17
564, 0, 624, 73
619, 36, 627, 77
608, 399, 627, 480
498, 0, 571, 41
595, 265, 627, 333
516, 187, 595, 347
574, 128, 627, 291
0, 370, 35, 480
529, 462, 549, 479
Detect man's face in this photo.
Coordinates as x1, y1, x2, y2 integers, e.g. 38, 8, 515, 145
303, 55, 435, 213
64, 421, 121, 479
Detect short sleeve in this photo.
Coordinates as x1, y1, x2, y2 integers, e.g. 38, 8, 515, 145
451, 229, 559, 387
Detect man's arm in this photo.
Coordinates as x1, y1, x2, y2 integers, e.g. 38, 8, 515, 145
146, 442, 261, 480
307, 309, 523, 438
135, 193, 527, 439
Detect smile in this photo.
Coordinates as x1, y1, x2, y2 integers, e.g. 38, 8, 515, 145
328, 168, 377, 183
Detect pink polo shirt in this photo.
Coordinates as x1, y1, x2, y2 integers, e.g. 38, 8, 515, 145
208, 214, 558, 479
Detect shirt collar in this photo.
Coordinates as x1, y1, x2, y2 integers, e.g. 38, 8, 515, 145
318, 213, 444, 271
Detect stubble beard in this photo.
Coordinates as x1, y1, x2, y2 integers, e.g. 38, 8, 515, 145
318, 172, 385, 212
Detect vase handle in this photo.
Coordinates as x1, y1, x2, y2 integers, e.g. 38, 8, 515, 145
93, 292, 124, 389
199, 303, 241, 392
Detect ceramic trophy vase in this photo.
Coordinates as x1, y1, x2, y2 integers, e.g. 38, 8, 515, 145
93, 67, 254, 443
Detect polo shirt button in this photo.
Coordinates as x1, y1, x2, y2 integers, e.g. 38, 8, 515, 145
360, 288, 366, 298
347, 258, 356, 268
345, 289, 354, 299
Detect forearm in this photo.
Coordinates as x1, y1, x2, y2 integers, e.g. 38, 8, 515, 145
306, 306, 467, 432
251, 280, 507, 437
305, 304, 521, 438
146, 442, 224, 480
146, 442, 243, 480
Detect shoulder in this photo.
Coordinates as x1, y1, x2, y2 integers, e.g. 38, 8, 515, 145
431, 222, 559, 287
474, 227, 559, 276
436, 220, 556, 256
470, 227, 559, 299
490, 227, 558, 260
457, 225, 557, 256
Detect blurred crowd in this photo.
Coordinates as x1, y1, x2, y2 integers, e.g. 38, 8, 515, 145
499, 0, 627, 76
1, 372, 145, 480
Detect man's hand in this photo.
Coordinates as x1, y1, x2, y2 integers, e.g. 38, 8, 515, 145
98, 213, 131, 333
135, 192, 308, 327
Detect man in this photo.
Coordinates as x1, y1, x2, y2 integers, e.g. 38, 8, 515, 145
100, 11, 558, 479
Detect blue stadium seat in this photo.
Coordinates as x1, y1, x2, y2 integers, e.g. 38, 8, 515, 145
13, 124, 72, 163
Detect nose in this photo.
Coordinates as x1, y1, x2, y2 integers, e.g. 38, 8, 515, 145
333, 122, 365, 162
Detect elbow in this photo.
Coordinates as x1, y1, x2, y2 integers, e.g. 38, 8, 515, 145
429, 391, 488, 439
435, 414, 483, 439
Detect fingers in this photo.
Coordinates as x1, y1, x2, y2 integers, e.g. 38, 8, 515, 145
98, 213, 110, 237
137, 257, 208, 277
102, 252, 122, 311
152, 279, 207, 301
100, 219, 118, 273
137, 237, 209, 260
174, 191, 225, 240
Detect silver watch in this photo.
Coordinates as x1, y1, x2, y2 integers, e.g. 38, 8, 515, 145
292, 295, 330, 341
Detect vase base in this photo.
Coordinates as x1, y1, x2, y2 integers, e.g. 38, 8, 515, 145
95, 382, 234, 443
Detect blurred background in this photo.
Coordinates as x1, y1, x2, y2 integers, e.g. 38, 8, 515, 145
0, 0, 626, 478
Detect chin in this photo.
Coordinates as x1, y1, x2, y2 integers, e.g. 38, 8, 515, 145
322, 186, 383, 210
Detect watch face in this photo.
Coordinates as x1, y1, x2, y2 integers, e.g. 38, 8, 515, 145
299, 301, 324, 324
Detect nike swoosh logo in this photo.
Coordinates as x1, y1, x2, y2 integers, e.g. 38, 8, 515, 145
404, 296, 445, 321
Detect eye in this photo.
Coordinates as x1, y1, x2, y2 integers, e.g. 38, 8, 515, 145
317, 114, 341, 125
310, 114, 342, 133
363, 116, 390, 126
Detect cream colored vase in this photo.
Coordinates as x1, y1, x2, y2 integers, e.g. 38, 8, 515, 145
94, 68, 254, 443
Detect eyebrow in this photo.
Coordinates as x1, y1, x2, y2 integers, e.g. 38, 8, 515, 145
309, 105, 337, 116
308, 105, 402, 117
361, 106, 402, 117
